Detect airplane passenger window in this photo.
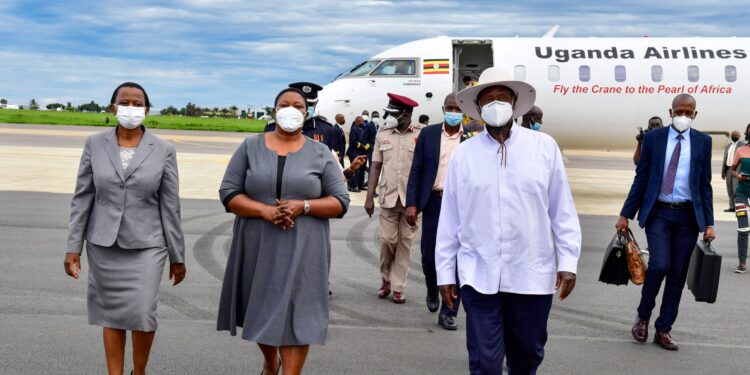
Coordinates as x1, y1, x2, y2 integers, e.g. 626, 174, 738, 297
548, 65, 560, 82
726, 65, 737, 82
615, 65, 626, 82
371, 60, 416, 76
688, 65, 699, 82
514, 65, 526, 80
651, 65, 663, 82
347, 60, 382, 77
579, 65, 590, 82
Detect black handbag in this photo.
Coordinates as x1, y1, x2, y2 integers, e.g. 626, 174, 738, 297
599, 233, 631, 286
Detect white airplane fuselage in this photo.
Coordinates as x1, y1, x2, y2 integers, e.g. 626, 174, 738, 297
316, 36, 748, 149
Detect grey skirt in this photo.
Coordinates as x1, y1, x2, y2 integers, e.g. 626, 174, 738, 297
86, 242, 167, 331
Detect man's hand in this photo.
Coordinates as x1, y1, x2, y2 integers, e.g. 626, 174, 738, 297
350, 155, 367, 171
615, 216, 629, 233
439, 284, 458, 310
721, 170, 727, 180
169, 263, 186, 286
364, 197, 374, 218
703, 227, 716, 243
405, 206, 418, 226
64, 253, 81, 279
555, 271, 576, 301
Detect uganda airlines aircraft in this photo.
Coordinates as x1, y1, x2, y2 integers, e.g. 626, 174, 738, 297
315, 27, 747, 149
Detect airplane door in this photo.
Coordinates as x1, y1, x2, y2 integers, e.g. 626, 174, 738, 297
452, 39, 494, 91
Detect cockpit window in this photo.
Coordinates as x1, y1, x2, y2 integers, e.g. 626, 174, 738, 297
371, 60, 416, 76
346, 60, 381, 77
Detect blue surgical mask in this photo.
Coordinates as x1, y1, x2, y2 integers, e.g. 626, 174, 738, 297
444, 112, 463, 127
307, 107, 315, 118
530, 122, 541, 131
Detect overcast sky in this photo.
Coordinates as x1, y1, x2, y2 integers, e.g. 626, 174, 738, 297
1, 0, 748, 109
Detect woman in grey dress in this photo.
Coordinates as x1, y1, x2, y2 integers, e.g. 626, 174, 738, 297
217, 87, 349, 375
64, 82, 186, 375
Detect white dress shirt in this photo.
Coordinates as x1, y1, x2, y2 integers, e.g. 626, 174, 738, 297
435, 125, 581, 295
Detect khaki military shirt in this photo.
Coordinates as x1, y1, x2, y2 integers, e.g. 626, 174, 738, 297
372, 124, 424, 209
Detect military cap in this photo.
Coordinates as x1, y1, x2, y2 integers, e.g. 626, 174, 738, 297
289, 82, 323, 104
384, 92, 419, 113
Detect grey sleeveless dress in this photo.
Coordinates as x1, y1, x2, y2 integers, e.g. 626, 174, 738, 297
217, 134, 350, 346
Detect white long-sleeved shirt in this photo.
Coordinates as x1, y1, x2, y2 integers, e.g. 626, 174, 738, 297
435, 125, 581, 295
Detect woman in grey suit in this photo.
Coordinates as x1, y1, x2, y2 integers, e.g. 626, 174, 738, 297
64, 82, 186, 375
217, 87, 350, 375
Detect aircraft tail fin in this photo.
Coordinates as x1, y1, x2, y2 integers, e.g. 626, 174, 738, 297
543, 25, 560, 38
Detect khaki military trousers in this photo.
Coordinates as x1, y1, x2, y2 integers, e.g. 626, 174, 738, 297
379, 199, 420, 292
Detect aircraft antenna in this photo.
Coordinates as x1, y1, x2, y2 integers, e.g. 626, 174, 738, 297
542, 25, 560, 38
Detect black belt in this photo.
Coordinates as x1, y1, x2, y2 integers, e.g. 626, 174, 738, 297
431, 190, 443, 197
656, 200, 692, 209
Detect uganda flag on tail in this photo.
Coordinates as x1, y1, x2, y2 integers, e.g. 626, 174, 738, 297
423, 59, 449, 74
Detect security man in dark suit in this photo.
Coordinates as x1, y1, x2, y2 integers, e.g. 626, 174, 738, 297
264, 82, 337, 151
617, 94, 715, 351
405, 93, 468, 330
332, 113, 348, 167
346, 116, 369, 192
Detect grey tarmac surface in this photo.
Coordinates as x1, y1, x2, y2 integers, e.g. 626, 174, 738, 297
0, 123, 747, 374
1, 191, 748, 375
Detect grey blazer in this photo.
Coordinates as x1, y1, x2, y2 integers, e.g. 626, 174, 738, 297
67, 127, 185, 263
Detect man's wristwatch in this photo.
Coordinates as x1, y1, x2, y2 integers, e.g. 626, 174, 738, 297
303, 200, 310, 215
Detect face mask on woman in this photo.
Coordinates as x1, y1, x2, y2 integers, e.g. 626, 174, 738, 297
276, 106, 305, 132
116, 105, 146, 129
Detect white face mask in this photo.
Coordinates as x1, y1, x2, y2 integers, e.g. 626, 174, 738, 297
116, 105, 146, 129
480, 101, 514, 127
372, 117, 380, 126
276, 106, 305, 132
383, 113, 400, 130
362, 115, 370, 122
672, 116, 693, 132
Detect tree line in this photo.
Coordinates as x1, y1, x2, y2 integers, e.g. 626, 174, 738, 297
0, 98, 263, 119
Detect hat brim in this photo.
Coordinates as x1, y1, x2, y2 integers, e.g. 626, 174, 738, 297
456, 80, 536, 122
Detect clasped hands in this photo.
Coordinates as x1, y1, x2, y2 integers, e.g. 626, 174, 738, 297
263, 199, 305, 230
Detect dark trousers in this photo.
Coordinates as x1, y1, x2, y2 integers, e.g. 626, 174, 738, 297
347, 155, 365, 190
638, 203, 699, 332
462, 286, 552, 375
421, 193, 460, 316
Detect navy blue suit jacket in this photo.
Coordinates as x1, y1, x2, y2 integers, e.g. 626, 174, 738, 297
406, 123, 469, 212
620, 126, 714, 231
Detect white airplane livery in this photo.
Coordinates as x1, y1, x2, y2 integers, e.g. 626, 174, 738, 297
315, 28, 748, 149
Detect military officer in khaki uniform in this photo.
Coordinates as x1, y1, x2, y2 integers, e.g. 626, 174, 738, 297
365, 93, 423, 304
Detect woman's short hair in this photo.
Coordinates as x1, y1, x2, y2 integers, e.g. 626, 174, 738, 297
110, 82, 152, 107
274, 88, 308, 110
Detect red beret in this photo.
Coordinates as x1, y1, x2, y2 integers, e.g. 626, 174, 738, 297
385, 92, 419, 112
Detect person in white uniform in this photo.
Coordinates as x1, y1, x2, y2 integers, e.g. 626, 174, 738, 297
435, 68, 581, 375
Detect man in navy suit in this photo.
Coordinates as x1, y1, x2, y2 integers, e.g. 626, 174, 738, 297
616, 94, 716, 351
405, 93, 468, 330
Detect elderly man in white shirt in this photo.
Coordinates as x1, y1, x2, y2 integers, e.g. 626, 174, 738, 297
435, 68, 581, 375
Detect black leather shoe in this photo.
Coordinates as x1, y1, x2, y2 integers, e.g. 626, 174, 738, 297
724, 208, 736, 212
426, 295, 439, 313
654, 331, 678, 350
438, 314, 457, 331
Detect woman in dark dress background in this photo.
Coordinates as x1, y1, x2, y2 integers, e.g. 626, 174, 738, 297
217, 87, 349, 375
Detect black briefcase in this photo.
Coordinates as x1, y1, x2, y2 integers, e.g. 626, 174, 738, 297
687, 240, 722, 303
599, 233, 630, 286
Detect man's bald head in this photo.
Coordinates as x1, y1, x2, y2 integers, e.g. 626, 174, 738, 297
335, 113, 345, 125
672, 94, 696, 110
443, 93, 461, 114
670, 94, 698, 120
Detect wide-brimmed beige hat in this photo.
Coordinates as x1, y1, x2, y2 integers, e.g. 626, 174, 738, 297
456, 67, 536, 121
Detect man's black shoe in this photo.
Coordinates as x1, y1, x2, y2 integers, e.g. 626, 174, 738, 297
347, 187, 360, 193
724, 207, 736, 212
438, 314, 457, 331
426, 295, 439, 313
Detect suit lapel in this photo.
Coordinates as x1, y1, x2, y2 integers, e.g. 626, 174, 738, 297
689, 130, 698, 184
103, 127, 126, 181
124, 129, 156, 180
433, 126, 442, 159
655, 127, 668, 180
